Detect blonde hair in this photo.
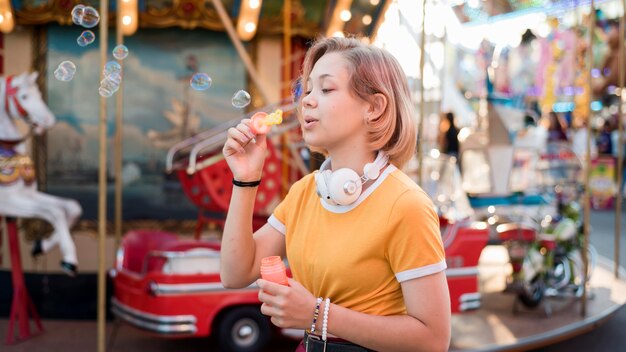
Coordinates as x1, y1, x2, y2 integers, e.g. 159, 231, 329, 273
298, 36, 417, 169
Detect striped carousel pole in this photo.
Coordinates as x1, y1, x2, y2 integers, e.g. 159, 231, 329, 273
417, 0, 427, 187
581, 0, 595, 317
97, 0, 109, 350
282, 0, 291, 197
114, 0, 125, 265
616, 0, 625, 279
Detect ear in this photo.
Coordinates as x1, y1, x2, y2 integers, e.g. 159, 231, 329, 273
366, 93, 387, 121
14, 72, 27, 84
29, 71, 39, 83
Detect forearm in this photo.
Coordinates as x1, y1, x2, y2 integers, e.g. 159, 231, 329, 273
220, 186, 259, 288
322, 303, 449, 352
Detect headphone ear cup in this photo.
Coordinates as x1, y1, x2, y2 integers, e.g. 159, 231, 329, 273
363, 162, 380, 180
315, 170, 335, 204
328, 168, 362, 206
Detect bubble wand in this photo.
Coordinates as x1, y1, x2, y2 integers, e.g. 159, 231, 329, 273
250, 109, 283, 135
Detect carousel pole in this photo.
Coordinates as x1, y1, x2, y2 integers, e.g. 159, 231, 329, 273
97, 0, 109, 350
114, 0, 125, 264
581, 0, 595, 317
417, 0, 427, 187
211, 0, 271, 105
282, 0, 291, 197
616, 0, 625, 279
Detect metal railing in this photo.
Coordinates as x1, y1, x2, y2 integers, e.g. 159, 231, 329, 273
165, 98, 299, 175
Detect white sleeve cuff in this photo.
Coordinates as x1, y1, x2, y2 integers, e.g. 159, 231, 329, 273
395, 260, 447, 282
267, 215, 286, 235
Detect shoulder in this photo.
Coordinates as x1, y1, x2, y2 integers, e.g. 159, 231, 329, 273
284, 172, 317, 198
385, 170, 435, 213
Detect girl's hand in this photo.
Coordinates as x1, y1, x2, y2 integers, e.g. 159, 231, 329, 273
222, 119, 267, 181
257, 278, 316, 329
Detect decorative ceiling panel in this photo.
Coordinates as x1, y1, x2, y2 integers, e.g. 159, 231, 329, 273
11, 0, 389, 38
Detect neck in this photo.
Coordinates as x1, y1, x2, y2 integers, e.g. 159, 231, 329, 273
326, 148, 377, 174
0, 77, 23, 142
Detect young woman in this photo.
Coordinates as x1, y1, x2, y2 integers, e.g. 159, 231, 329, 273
221, 37, 450, 352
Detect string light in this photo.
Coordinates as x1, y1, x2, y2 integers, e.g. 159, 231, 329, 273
0, 0, 14, 33
237, 0, 263, 41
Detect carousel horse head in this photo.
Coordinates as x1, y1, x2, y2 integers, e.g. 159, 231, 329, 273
3, 71, 55, 136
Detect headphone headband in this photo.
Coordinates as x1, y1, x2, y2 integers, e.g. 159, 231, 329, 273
315, 151, 389, 206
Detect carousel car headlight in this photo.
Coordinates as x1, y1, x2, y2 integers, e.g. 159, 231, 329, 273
146, 280, 159, 297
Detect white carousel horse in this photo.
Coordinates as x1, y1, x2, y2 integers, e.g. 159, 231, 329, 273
0, 72, 81, 276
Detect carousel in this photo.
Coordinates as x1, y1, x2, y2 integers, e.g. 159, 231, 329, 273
0, 0, 625, 351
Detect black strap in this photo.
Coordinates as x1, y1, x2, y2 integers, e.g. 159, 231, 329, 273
232, 178, 261, 187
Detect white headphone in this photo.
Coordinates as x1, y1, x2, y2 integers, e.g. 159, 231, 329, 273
314, 151, 389, 206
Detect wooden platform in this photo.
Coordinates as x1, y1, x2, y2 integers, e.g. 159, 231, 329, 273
1, 246, 624, 351
451, 247, 626, 351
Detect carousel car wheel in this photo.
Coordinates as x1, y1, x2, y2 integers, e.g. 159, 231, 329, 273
518, 274, 545, 308
216, 306, 271, 352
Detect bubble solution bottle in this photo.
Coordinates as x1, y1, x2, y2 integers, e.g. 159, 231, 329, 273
260, 256, 289, 286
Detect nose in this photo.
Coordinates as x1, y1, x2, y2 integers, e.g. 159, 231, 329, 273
301, 91, 316, 109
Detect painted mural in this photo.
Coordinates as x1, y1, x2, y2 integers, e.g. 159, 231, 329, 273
45, 25, 246, 220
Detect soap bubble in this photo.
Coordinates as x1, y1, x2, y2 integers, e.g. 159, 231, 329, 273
190, 73, 212, 91
232, 90, 251, 108
54, 61, 77, 82
99, 62, 122, 98
71, 5, 100, 28
99, 86, 114, 98
103, 60, 121, 78
112, 45, 129, 60
71, 5, 85, 26
100, 76, 120, 93
99, 73, 122, 98
76, 30, 95, 47
80, 6, 100, 28
104, 72, 122, 87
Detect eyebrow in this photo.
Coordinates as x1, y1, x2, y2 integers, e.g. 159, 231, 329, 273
306, 73, 335, 84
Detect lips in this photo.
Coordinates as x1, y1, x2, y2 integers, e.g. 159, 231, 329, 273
303, 115, 317, 123
302, 115, 318, 129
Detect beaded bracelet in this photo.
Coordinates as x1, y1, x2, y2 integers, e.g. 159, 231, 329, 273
322, 298, 330, 341
310, 297, 323, 333
232, 178, 261, 187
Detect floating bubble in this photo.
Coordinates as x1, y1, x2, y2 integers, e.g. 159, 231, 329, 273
100, 77, 120, 93
99, 86, 114, 98
71, 5, 85, 26
54, 61, 77, 82
76, 30, 95, 47
103, 61, 122, 78
80, 6, 100, 28
112, 44, 129, 60
99, 72, 121, 98
105, 72, 122, 87
190, 73, 212, 91
232, 89, 251, 108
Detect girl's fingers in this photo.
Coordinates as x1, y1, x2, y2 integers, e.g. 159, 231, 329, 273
256, 279, 285, 296
227, 127, 252, 146
258, 288, 279, 306
223, 139, 246, 154
237, 123, 256, 140
260, 302, 271, 316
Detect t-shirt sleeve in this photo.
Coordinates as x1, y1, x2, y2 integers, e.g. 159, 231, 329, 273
267, 174, 308, 235
386, 189, 447, 282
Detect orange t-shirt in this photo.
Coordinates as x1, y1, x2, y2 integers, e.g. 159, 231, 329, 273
268, 165, 446, 316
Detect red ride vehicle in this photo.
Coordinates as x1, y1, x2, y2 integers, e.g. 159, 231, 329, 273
110, 230, 276, 352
